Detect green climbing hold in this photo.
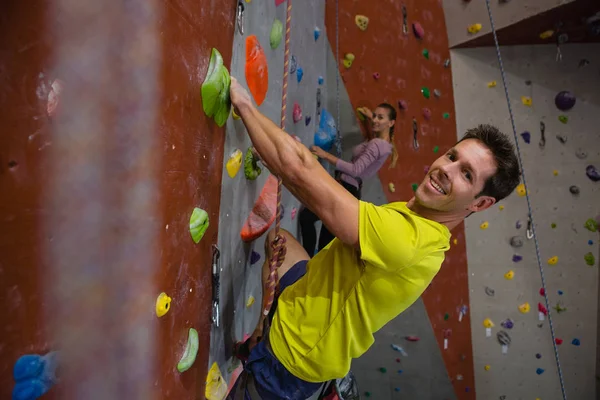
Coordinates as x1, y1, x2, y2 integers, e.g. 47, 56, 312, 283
365, 392, 371, 398
201, 48, 232, 127
189, 208, 209, 244
558, 115, 568, 124
244, 147, 262, 180
421, 87, 430, 99
551, 223, 557, 229
584, 252, 595, 266
411, 183, 418, 192
444, 313, 449, 320
433, 146, 439, 153
584, 218, 598, 232
379, 367, 387, 373
422, 48, 429, 59
177, 328, 199, 373
270, 19, 283, 49
443, 112, 450, 119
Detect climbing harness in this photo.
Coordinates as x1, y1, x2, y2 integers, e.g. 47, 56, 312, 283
262, 0, 292, 319
485, 1, 567, 398
334, 0, 342, 158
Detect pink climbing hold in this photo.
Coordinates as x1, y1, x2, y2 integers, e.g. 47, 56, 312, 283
291, 207, 297, 220
373, 72, 380, 80
275, 0, 285, 6
293, 103, 302, 123
398, 100, 408, 110
422, 107, 432, 120
412, 22, 425, 39
405, 336, 420, 342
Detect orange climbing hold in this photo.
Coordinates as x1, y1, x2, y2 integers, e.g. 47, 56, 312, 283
241, 175, 278, 242
245, 35, 269, 106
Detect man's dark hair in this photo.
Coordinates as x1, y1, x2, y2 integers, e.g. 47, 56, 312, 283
458, 124, 521, 202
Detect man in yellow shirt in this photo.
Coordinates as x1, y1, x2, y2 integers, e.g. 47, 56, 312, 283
227, 77, 520, 399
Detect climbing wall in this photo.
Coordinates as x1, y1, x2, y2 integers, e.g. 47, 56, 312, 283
325, 1, 475, 399
442, 0, 572, 48
450, 43, 600, 399
0, 1, 236, 399
209, 0, 330, 392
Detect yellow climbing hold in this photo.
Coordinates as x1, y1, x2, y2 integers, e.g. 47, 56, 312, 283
504, 270, 515, 280
484, 365, 491, 371
487, 81, 497, 88
499, 205, 504, 210
516, 183, 526, 197
156, 292, 172, 317
518, 302, 531, 314
480, 221, 489, 230
483, 318, 494, 328
453, 238, 458, 245
343, 53, 355, 69
467, 23, 482, 34
521, 96, 532, 106
388, 183, 395, 193
547, 256, 558, 265
553, 170, 559, 176
232, 108, 241, 120
539, 30, 554, 39
246, 295, 255, 308
355, 15, 369, 31
226, 149, 243, 178
205, 362, 228, 400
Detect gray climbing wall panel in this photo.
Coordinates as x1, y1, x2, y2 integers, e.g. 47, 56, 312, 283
323, 36, 457, 400
209, 0, 329, 387
451, 44, 600, 400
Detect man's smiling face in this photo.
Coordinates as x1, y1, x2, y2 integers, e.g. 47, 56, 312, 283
415, 138, 498, 213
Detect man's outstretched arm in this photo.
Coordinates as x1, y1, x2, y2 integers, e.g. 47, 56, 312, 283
231, 77, 359, 248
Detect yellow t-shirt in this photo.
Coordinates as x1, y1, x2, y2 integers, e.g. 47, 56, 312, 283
269, 201, 451, 382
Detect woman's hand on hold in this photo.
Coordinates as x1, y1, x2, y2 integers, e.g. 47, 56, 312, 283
357, 106, 373, 120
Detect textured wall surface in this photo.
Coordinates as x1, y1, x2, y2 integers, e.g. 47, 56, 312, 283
451, 43, 600, 400
209, 0, 329, 388
442, 0, 572, 48
0, 1, 236, 399
325, 1, 475, 399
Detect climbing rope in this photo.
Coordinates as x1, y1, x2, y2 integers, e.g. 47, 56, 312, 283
334, 0, 342, 158
262, 0, 292, 317
485, 1, 567, 398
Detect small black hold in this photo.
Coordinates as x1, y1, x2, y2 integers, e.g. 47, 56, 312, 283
484, 286, 495, 296
509, 236, 524, 248
525, 80, 532, 85
578, 59, 590, 68
8, 160, 18, 168
443, 59, 451, 68
586, 165, 600, 182
569, 185, 580, 195
576, 149, 588, 159
556, 134, 567, 144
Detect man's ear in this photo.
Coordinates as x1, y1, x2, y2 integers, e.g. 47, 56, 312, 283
468, 196, 496, 212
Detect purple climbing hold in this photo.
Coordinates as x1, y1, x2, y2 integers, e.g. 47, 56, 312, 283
535, 353, 542, 359
412, 22, 424, 39
555, 91, 576, 111
521, 131, 531, 144
501, 319, 514, 329
516, 220, 522, 229
250, 250, 261, 265
586, 165, 599, 182
305, 115, 311, 126
512, 254, 523, 262
398, 99, 408, 110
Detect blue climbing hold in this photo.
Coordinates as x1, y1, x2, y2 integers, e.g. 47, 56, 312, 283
536, 368, 545, 375
318, 76, 324, 85
589, 240, 594, 245
250, 250, 261, 265
521, 131, 531, 144
558, 290, 563, 295
397, 370, 403, 374
296, 67, 304, 83
572, 338, 581, 346
314, 109, 336, 151
394, 387, 400, 392
12, 352, 59, 400
314, 27, 321, 41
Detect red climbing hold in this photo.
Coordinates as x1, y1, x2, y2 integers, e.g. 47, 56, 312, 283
240, 175, 278, 242
373, 72, 380, 80
422, 108, 431, 120
412, 22, 424, 39
537, 303, 548, 315
405, 336, 420, 342
539, 288, 545, 296
555, 338, 563, 345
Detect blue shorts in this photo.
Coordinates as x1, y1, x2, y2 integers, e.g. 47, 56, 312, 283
231, 260, 323, 400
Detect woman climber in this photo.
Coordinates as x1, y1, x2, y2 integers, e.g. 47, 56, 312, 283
299, 103, 398, 255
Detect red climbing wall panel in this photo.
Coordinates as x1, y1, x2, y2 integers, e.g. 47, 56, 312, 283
325, 1, 475, 399
0, 1, 234, 399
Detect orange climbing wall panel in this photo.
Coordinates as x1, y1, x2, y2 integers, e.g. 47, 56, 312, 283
325, 1, 475, 399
